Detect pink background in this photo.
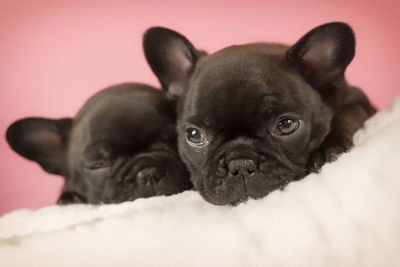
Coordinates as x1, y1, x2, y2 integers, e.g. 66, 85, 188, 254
1, 0, 399, 216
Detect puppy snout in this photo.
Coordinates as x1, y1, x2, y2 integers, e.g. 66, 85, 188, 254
228, 159, 256, 178
136, 166, 161, 185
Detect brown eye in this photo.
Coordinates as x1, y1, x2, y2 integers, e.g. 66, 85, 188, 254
277, 118, 299, 135
185, 127, 206, 147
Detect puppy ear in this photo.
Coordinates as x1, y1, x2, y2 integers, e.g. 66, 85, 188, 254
143, 27, 203, 103
286, 22, 355, 96
6, 117, 73, 175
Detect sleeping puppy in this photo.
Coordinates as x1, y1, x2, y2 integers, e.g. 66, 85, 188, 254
6, 83, 192, 204
143, 22, 376, 205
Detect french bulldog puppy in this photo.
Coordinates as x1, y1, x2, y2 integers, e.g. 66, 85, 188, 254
143, 22, 376, 205
6, 83, 192, 204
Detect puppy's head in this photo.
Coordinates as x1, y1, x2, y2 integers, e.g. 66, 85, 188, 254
144, 23, 355, 205
6, 84, 191, 204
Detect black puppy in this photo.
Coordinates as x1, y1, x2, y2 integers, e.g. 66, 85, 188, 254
6, 83, 191, 204
143, 22, 376, 205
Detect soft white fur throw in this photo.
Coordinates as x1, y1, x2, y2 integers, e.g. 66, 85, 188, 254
1, 96, 400, 267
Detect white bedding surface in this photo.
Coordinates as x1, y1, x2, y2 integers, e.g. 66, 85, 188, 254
1, 96, 399, 267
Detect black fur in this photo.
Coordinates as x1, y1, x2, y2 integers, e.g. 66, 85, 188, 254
144, 22, 376, 205
6, 83, 192, 204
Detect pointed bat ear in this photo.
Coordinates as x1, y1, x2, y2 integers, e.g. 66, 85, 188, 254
6, 117, 72, 175
286, 22, 355, 96
143, 27, 205, 105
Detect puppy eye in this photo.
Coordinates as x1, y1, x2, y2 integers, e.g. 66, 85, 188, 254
83, 142, 113, 170
276, 118, 299, 135
87, 160, 110, 170
185, 127, 207, 147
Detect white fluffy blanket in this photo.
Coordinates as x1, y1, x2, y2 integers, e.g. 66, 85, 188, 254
1, 97, 400, 267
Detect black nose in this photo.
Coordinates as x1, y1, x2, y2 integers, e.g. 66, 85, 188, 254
136, 166, 161, 185
228, 159, 256, 178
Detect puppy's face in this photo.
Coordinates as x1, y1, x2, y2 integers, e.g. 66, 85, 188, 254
6, 84, 191, 204
144, 23, 355, 205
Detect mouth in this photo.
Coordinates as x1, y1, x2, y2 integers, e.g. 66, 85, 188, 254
199, 168, 302, 206
199, 185, 249, 206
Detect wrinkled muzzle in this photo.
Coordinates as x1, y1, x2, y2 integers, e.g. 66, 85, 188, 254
200, 142, 305, 205
104, 151, 191, 203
